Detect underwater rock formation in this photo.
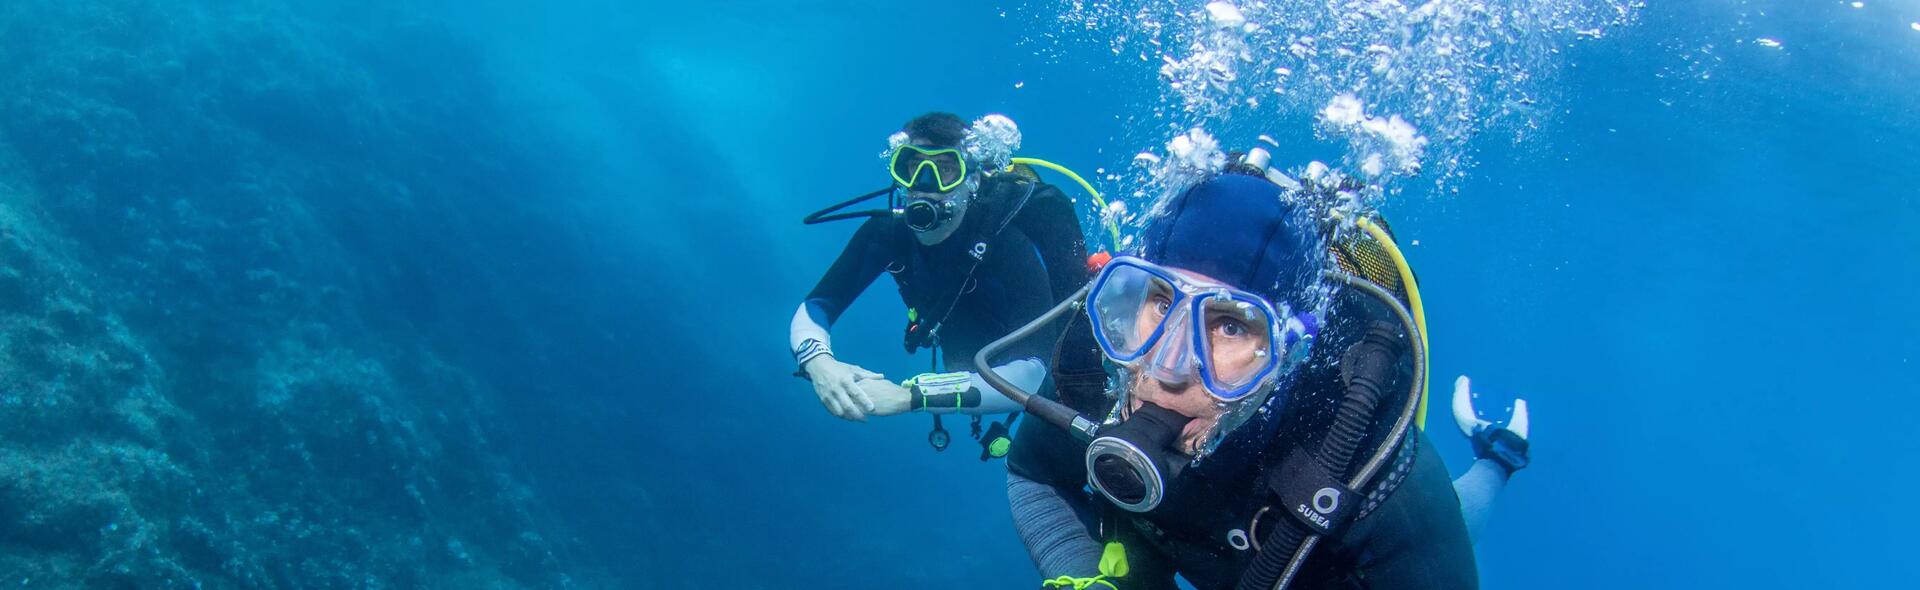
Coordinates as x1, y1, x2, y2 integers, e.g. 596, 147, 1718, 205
0, 1, 587, 587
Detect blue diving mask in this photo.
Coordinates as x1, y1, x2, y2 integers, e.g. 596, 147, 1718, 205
1086, 256, 1315, 402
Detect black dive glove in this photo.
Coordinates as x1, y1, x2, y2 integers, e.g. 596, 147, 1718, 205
1469, 425, 1530, 476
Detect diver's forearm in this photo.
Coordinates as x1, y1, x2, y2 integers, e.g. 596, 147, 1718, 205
917, 358, 1042, 415
1008, 471, 1104, 579
1452, 459, 1510, 544
789, 302, 833, 366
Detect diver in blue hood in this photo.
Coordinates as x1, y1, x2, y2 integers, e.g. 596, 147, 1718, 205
977, 159, 1530, 589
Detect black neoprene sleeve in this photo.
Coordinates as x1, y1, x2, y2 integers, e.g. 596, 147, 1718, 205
801, 216, 893, 326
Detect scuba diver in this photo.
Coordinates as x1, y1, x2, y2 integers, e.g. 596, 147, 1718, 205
971, 153, 1533, 589
790, 112, 1098, 459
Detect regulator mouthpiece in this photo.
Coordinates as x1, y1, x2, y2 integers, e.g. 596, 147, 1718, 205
903, 198, 953, 233
1086, 402, 1193, 513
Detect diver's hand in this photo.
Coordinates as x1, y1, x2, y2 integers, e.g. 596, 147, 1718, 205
803, 355, 883, 421
856, 379, 913, 417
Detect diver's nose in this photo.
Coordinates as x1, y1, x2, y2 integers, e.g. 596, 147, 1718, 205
1144, 322, 1195, 386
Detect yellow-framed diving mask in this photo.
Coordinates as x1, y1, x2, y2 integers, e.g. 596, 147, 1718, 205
889, 144, 971, 193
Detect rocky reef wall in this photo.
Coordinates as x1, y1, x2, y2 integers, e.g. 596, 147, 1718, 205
0, 2, 594, 587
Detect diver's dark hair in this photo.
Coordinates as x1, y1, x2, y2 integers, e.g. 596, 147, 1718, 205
903, 112, 968, 148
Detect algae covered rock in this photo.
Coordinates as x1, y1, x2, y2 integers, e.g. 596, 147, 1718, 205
1, 1, 590, 587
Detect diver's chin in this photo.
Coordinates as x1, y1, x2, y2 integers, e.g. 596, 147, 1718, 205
1179, 419, 1218, 456
910, 218, 957, 245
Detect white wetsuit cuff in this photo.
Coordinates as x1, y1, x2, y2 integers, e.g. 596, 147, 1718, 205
790, 303, 833, 367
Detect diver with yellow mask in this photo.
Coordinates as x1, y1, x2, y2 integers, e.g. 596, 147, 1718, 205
790, 112, 1096, 460
975, 154, 1531, 589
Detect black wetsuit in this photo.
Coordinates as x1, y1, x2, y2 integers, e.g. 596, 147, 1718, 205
801, 174, 1088, 374
1007, 290, 1478, 590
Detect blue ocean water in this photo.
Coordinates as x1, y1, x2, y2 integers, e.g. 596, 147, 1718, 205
1, 1, 1915, 589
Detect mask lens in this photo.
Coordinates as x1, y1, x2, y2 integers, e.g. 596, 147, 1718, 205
891, 146, 966, 191
1089, 263, 1178, 361
933, 155, 963, 185
1197, 294, 1278, 397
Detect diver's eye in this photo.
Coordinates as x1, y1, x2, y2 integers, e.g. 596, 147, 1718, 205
1149, 295, 1172, 318
1213, 318, 1249, 338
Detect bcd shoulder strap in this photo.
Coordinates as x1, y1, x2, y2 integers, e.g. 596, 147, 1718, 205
912, 179, 1038, 340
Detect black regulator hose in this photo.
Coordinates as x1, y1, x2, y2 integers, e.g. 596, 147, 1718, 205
1236, 272, 1426, 590
803, 186, 897, 224
975, 284, 1102, 441
1324, 323, 1398, 475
